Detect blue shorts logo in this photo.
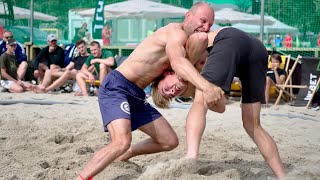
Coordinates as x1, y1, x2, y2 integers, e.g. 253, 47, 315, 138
120, 102, 130, 114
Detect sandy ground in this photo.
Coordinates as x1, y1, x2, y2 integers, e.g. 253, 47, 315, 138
0, 92, 319, 180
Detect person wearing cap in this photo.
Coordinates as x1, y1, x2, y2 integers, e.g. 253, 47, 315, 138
0, 38, 33, 92
33, 34, 65, 81
0, 30, 28, 80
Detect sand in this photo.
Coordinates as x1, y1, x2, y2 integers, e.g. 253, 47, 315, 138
0, 92, 319, 180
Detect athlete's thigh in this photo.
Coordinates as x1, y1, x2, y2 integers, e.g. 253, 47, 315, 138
107, 118, 132, 141
138, 116, 176, 143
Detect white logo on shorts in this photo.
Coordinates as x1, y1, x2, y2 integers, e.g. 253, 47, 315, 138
120, 102, 130, 114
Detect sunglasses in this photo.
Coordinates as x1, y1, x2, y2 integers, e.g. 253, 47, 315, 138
5, 36, 13, 39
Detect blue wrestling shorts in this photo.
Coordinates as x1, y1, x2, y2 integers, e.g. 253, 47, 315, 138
98, 70, 162, 132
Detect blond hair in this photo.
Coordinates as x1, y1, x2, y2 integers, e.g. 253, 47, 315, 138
151, 75, 171, 109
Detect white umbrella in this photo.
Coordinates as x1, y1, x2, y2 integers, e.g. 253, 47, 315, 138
0, 2, 58, 21
232, 16, 299, 34
215, 8, 274, 25
78, 0, 188, 20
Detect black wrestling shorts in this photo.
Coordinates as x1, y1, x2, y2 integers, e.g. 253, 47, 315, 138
201, 27, 268, 104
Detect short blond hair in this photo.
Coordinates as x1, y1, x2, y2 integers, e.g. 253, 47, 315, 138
151, 75, 171, 109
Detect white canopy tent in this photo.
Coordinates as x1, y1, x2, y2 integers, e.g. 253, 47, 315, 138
77, 0, 188, 20
0, 2, 58, 21
214, 8, 274, 25
232, 16, 299, 34
77, 0, 227, 21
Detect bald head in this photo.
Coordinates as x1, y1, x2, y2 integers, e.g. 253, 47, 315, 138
183, 2, 215, 35
190, 2, 214, 14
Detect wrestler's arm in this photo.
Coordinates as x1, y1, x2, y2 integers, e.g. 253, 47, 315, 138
165, 29, 210, 91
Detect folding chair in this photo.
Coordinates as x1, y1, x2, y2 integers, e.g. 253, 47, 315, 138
275, 55, 320, 109
268, 54, 291, 99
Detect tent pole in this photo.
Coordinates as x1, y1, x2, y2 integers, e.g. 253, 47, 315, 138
30, 0, 34, 44
260, 0, 265, 42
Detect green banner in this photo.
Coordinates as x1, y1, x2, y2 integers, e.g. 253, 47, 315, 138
92, 0, 105, 39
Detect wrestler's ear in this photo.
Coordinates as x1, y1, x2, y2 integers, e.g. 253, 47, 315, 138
185, 11, 192, 22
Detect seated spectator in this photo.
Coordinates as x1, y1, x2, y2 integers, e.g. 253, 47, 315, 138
0, 30, 28, 80
265, 53, 286, 105
32, 40, 90, 93
75, 41, 116, 96
83, 32, 94, 45
0, 39, 33, 93
33, 34, 65, 81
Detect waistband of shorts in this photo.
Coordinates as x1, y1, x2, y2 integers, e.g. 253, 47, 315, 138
111, 70, 144, 92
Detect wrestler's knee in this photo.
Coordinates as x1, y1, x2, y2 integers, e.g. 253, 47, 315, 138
112, 135, 132, 154
160, 133, 179, 151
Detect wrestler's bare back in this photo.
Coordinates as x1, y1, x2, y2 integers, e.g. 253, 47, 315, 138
117, 23, 187, 89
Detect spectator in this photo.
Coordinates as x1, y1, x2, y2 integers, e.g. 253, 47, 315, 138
0, 30, 28, 80
83, 32, 94, 44
265, 53, 286, 105
283, 33, 293, 48
32, 40, 90, 93
317, 33, 320, 47
0, 38, 33, 93
75, 41, 116, 96
275, 34, 282, 47
0, 25, 4, 39
33, 34, 65, 81
73, 22, 87, 43
102, 23, 112, 46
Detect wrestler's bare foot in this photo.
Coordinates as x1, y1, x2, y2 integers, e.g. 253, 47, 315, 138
32, 85, 46, 93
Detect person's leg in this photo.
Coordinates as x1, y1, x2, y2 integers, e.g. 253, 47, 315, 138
7, 81, 24, 93
21, 81, 34, 91
116, 116, 179, 161
99, 64, 110, 83
241, 102, 285, 178
77, 119, 132, 180
265, 77, 275, 105
17, 61, 28, 80
33, 69, 54, 93
38, 63, 49, 81
44, 70, 74, 92
75, 72, 89, 96
185, 89, 208, 159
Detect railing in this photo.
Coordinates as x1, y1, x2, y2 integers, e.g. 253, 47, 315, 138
23, 43, 320, 61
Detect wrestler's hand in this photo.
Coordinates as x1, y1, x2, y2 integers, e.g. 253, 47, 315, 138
202, 83, 224, 108
88, 74, 95, 85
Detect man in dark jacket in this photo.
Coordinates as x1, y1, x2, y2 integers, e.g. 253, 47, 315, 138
33, 34, 64, 81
